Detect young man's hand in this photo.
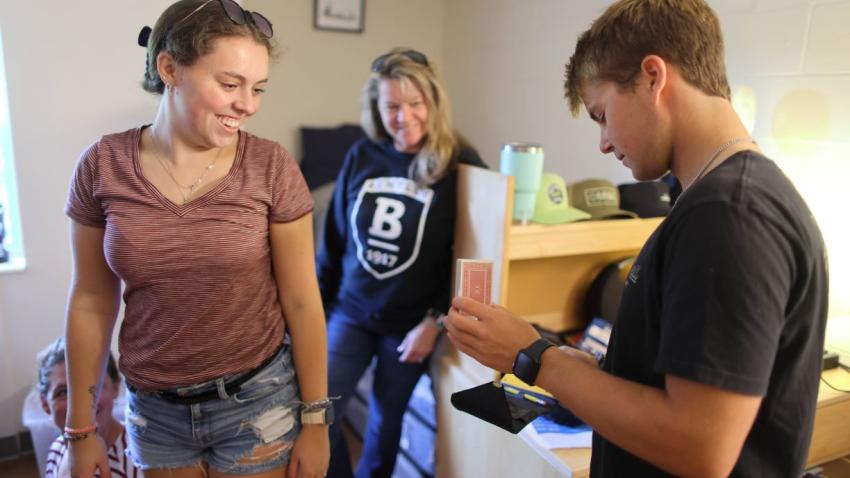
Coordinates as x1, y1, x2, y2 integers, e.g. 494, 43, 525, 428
444, 296, 540, 372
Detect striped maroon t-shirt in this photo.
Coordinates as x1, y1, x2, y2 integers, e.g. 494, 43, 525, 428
66, 126, 313, 390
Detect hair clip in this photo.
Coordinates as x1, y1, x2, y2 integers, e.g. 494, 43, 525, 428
138, 26, 152, 47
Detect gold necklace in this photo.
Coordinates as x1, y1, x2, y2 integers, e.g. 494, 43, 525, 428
673, 137, 755, 209
687, 137, 755, 189
151, 133, 224, 204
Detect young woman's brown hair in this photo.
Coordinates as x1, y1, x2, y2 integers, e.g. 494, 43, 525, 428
141, 0, 274, 94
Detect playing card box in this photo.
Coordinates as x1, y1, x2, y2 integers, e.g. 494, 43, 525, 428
455, 259, 493, 305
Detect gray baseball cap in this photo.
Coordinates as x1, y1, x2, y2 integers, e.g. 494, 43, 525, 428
568, 178, 637, 220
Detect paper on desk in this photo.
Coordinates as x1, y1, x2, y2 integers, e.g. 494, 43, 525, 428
524, 414, 593, 449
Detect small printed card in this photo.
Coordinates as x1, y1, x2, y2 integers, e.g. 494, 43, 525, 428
577, 317, 613, 363
455, 259, 493, 305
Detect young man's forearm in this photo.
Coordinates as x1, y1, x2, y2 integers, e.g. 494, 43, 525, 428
536, 348, 754, 477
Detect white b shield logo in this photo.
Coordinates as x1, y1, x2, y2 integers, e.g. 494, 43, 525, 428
351, 177, 434, 280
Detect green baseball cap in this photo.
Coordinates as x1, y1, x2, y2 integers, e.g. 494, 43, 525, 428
533, 173, 592, 225
568, 178, 638, 220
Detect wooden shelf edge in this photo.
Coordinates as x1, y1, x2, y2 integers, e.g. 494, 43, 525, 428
508, 217, 664, 260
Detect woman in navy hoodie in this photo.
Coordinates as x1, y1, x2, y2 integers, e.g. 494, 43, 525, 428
317, 48, 486, 478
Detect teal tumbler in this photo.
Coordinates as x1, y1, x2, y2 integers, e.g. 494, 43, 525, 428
499, 143, 544, 224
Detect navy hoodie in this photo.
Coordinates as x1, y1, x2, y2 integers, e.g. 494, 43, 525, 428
317, 138, 486, 334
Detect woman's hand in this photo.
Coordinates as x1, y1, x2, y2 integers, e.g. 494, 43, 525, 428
287, 424, 329, 478
397, 316, 441, 363
68, 434, 111, 478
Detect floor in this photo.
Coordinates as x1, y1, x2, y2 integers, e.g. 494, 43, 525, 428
0, 453, 37, 478
2, 449, 849, 477
820, 457, 850, 477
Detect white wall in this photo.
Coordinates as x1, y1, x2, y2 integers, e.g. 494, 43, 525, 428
442, 0, 623, 179
0, 0, 171, 438
244, 0, 446, 160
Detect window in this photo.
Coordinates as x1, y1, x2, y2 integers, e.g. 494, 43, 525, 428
0, 26, 26, 272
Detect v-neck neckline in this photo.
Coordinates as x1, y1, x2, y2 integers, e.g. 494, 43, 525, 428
132, 125, 245, 216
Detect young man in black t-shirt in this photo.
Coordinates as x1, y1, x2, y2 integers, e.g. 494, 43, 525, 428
444, 0, 829, 476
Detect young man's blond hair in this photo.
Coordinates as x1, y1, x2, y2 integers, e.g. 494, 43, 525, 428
564, 0, 730, 117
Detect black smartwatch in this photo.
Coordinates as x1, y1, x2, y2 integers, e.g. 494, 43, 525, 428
512, 338, 556, 386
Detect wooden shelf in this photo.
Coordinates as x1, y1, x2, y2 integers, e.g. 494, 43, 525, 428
453, 165, 663, 331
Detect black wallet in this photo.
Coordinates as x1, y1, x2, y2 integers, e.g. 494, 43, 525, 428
450, 381, 553, 434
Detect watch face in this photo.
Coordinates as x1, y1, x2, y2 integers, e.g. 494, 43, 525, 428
513, 351, 539, 386
302, 406, 335, 425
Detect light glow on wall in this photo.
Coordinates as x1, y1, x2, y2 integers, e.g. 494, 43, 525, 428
756, 80, 850, 317
733, 82, 849, 316
765, 140, 849, 317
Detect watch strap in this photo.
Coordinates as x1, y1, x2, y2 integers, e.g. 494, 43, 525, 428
524, 338, 556, 361
301, 407, 334, 425
512, 338, 556, 386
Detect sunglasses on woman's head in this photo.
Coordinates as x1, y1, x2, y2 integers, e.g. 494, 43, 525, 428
178, 0, 273, 38
371, 50, 429, 73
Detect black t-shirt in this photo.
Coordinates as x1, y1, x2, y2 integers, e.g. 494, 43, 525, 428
590, 151, 828, 477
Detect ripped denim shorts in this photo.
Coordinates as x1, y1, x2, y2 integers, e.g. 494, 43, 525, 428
125, 344, 301, 474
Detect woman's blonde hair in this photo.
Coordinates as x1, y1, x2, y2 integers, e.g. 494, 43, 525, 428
361, 48, 463, 185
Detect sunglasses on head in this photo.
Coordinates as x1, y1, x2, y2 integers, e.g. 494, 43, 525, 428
187, 0, 273, 38
370, 50, 429, 73
140, 0, 273, 46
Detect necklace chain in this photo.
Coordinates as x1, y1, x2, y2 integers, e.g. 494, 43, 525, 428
687, 137, 755, 190
150, 132, 224, 205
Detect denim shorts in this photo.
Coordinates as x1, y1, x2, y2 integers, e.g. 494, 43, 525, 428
125, 344, 301, 474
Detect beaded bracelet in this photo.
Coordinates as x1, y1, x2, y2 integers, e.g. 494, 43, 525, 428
63, 431, 95, 442
63, 423, 97, 442
64, 424, 97, 435
302, 398, 334, 412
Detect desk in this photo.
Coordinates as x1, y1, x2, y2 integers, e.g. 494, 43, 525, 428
435, 362, 850, 477
808, 367, 850, 466
511, 366, 850, 476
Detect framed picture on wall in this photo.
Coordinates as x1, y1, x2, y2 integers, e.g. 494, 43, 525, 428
314, 0, 365, 33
